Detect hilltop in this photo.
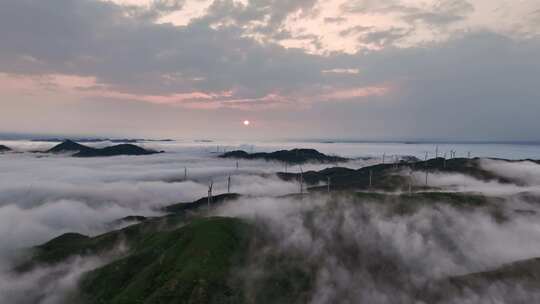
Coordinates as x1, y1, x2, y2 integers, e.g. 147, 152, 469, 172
46, 139, 95, 154
74, 144, 160, 157
0, 144, 11, 152
46, 140, 162, 157
219, 148, 347, 164
17, 215, 252, 304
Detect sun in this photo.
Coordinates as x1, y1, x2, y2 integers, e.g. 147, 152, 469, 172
243, 120, 250, 126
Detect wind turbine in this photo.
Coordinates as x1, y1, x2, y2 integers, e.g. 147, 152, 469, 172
327, 176, 331, 194
408, 169, 413, 194
207, 180, 214, 210
443, 153, 447, 168
299, 166, 304, 196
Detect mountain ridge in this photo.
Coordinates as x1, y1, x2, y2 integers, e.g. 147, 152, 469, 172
46, 140, 162, 157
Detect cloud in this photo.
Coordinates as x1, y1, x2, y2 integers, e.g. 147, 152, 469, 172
404, 159, 540, 196
216, 192, 540, 303
342, 0, 474, 26
321, 68, 359, 74
480, 159, 540, 186
0, 0, 539, 139
114, 0, 187, 21
0, 250, 125, 304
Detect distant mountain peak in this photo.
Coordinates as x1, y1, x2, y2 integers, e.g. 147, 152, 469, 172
47, 140, 92, 153
219, 148, 347, 164
74, 143, 160, 157
45, 140, 162, 157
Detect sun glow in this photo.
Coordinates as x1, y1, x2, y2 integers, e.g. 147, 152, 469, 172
243, 120, 250, 126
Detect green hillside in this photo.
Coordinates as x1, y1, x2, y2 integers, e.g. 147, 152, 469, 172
79, 217, 251, 304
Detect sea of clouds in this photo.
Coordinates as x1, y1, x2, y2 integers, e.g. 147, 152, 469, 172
1, 140, 540, 303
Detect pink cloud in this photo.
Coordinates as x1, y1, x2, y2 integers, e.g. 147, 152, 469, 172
0, 73, 97, 96
0, 72, 391, 111
319, 86, 390, 100
97, 90, 234, 106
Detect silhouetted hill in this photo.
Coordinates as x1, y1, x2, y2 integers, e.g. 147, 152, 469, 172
73, 143, 160, 157
47, 140, 95, 154
46, 140, 161, 157
220, 148, 347, 164
0, 145, 11, 152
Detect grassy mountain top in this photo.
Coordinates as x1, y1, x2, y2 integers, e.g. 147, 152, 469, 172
16, 213, 186, 272
79, 217, 251, 304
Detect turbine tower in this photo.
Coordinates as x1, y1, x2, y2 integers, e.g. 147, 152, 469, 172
327, 176, 331, 194
299, 166, 304, 196
207, 180, 214, 210
408, 169, 413, 194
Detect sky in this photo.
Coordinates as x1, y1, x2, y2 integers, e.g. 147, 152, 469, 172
0, 0, 539, 141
